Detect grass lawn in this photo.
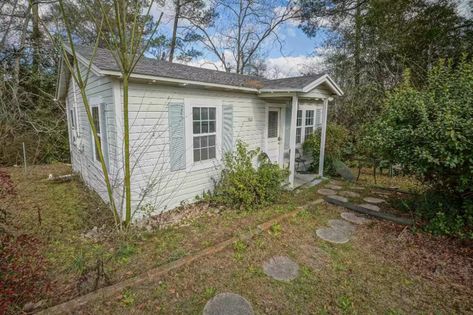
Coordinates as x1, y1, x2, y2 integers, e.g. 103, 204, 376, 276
1, 164, 472, 314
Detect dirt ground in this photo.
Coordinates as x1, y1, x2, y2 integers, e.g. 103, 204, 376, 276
1, 164, 472, 314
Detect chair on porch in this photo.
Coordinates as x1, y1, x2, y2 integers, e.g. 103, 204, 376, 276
295, 148, 307, 172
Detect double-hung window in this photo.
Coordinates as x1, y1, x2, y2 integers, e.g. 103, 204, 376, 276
304, 110, 315, 141
295, 110, 303, 144
91, 105, 102, 161
192, 107, 216, 162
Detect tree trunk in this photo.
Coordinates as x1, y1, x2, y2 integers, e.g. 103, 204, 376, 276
354, 0, 361, 86
30, 0, 41, 105
169, 0, 180, 62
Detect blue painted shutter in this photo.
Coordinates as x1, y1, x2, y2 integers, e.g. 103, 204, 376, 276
168, 103, 186, 171
284, 105, 292, 150
222, 104, 233, 155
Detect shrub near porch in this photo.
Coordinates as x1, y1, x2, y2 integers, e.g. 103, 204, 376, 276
203, 140, 289, 210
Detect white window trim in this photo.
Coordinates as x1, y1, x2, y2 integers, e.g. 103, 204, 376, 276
296, 105, 323, 147
184, 98, 222, 172
71, 79, 80, 139
90, 97, 104, 164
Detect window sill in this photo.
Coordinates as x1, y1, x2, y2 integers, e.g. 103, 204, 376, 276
187, 158, 221, 172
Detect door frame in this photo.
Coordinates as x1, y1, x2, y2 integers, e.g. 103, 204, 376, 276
264, 104, 285, 167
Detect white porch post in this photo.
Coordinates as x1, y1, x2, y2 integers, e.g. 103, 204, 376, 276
318, 98, 329, 177
288, 95, 298, 187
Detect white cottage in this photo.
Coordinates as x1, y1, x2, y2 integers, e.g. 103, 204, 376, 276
56, 46, 343, 218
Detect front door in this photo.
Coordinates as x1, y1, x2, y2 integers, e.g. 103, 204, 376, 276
267, 108, 281, 164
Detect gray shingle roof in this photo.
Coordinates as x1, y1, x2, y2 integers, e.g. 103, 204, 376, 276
260, 74, 326, 90
74, 46, 326, 91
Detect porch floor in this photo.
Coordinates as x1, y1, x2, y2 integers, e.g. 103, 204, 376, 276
292, 172, 322, 189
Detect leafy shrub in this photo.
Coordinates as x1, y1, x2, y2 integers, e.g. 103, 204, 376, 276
205, 140, 289, 210
303, 122, 350, 174
366, 59, 473, 236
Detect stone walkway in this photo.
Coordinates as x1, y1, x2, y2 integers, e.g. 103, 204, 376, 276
316, 180, 384, 244
203, 293, 254, 315
262, 256, 299, 282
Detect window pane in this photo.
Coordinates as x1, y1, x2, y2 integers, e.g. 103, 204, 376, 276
209, 121, 215, 133
193, 149, 200, 162
305, 110, 314, 126
201, 121, 208, 133
268, 111, 278, 138
92, 107, 100, 133
193, 136, 200, 148
201, 135, 208, 147
193, 121, 200, 134
201, 107, 208, 120
296, 128, 301, 144
193, 107, 200, 120
208, 146, 216, 159
201, 147, 208, 160
304, 127, 313, 141
209, 108, 216, 120
209, 135, 215, 146
296, 110, 302, 127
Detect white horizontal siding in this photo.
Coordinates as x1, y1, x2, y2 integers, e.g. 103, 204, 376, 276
121, 82, 268, 218
66, 66, 121, 206
69, 74, 332, 219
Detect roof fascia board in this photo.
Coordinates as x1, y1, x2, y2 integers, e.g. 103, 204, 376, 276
64, 46, 105, 77
301, 74, 343, 96
100, 70, 260, 93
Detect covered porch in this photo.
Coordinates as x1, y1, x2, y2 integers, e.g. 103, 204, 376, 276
257, 74, 343, 189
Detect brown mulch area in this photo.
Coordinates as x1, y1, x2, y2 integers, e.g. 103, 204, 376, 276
358, 221, 473, 289
0, 169, 16, 198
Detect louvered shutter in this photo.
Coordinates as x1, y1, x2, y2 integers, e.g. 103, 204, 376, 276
168, 103, 186, 171
222, 104, 233, 155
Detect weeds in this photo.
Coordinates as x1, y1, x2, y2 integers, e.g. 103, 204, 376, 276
120, 289, 135, 306
233, 239, 247, 261
269, 223, 282, 237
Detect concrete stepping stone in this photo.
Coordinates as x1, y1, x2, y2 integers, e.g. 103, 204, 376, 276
339, 190, 360, 198
329, 179, 344, 185
371, 190, 391, 196
317, 188, 337, 196
350, 186, 365, 190
316, 227, 350, 244
341, 212, 371, 225
358, 203, 380, 212
262, 256, 299, 282
363, 197, 386, 204
328, 219, 356, 234
328, 195, 348, 203
325, 184, 342, 190
203, 293, 254, 315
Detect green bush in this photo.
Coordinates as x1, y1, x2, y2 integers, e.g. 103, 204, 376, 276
365, 58, 473, 237
205, 140, 289, 210
302, 122, 350, 174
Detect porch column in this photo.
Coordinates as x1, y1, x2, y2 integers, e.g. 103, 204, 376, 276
288, 95, 298, 187
318, 98, 329, 177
